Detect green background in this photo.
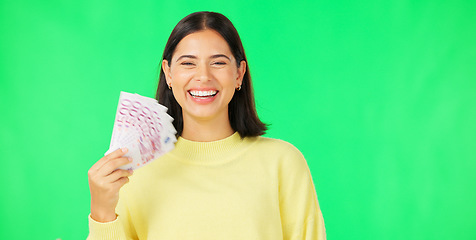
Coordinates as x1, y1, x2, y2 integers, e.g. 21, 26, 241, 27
1, 0, 475, 239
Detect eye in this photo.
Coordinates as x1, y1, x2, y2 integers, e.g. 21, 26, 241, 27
213, 61, 227, 65
181, 62, 195, 66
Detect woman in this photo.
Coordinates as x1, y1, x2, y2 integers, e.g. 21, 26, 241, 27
88, 11, 326, 239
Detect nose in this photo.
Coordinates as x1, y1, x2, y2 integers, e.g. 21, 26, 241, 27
194, 63, 211, 83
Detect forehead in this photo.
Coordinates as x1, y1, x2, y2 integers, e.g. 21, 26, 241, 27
173, 29, 233, 58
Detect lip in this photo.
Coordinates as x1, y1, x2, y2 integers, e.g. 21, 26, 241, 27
187, 88, 219, 104
188, 87, 218, 91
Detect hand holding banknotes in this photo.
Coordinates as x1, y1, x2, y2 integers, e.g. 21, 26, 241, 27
88, 148, 133, 222
88, 92, 177, 222
105, 91, 177, 170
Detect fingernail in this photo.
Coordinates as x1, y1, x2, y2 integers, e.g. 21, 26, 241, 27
129, 170, 134, 174
122, 148, 128, 153
128, 157, 133, 162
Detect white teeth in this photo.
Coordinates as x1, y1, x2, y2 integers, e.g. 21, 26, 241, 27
189, 90, 217, 97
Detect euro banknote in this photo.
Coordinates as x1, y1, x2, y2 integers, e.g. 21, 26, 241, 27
105, 91, 176, 170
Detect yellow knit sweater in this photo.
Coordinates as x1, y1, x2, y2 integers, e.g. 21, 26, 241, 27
88, 132, 326, 239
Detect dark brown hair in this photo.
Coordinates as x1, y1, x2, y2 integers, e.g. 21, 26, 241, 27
156, 11, 267, 138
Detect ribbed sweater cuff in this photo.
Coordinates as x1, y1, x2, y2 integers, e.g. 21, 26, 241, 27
88, 214, 126, 240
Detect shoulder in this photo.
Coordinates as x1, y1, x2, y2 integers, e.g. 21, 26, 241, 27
245, 136, 307, 168
251, 136, 304, 157
250, 136, 313, 179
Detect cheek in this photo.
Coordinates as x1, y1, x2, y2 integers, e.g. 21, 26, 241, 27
215, 68, 238, 84
171, 88, 187, 109
171, 68, 193, 79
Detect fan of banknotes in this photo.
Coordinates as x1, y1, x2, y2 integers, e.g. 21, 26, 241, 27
105, 91, 177, 170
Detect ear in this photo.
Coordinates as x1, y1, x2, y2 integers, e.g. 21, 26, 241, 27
236, 60, 246, 88
162, 59, 172, 85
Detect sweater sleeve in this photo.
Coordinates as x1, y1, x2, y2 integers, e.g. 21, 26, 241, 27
87, 187, 137, 240
87, 214, 127, 240
278, 143, 326, 240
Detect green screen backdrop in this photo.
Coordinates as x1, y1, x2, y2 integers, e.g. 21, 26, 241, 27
1, 0, 475, 239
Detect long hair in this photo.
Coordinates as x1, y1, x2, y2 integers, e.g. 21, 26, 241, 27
156, 11, 267, 138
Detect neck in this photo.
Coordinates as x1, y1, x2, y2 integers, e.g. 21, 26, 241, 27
181, 113, 235, 142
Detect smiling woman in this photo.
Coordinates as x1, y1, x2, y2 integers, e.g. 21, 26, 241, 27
87, 11, 326, 240
161, 29, 246, 140
157, 12, 267, 140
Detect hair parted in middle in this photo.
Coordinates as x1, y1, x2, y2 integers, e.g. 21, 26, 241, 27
156, 11, 267, 138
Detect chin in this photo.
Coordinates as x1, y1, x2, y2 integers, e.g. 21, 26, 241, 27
184, 107, 227, 121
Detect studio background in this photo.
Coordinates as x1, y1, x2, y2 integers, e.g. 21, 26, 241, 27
1, 0, 475, 239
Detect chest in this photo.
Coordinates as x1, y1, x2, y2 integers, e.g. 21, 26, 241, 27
128, 160, 282, 239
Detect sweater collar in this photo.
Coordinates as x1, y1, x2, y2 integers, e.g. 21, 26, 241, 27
169, 132, 247, 164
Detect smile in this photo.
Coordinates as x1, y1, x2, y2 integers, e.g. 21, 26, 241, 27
188, 90, 218, 98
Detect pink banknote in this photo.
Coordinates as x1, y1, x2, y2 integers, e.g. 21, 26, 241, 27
106, 92, 176, 170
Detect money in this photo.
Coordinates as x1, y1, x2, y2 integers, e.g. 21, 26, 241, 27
106, 91, 177, 170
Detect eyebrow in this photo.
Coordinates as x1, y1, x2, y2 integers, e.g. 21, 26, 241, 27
210, 54, 231, 60
176, 54, 231, 62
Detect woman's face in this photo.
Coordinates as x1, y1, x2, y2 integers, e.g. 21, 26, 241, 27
162, 29, 246, 123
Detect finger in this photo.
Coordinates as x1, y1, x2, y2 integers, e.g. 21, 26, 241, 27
112, 177, 130, 189
105, 169, 133, 183
91, 148, 128, 172
104, 147, 128, 160
97, 157, 132, 177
